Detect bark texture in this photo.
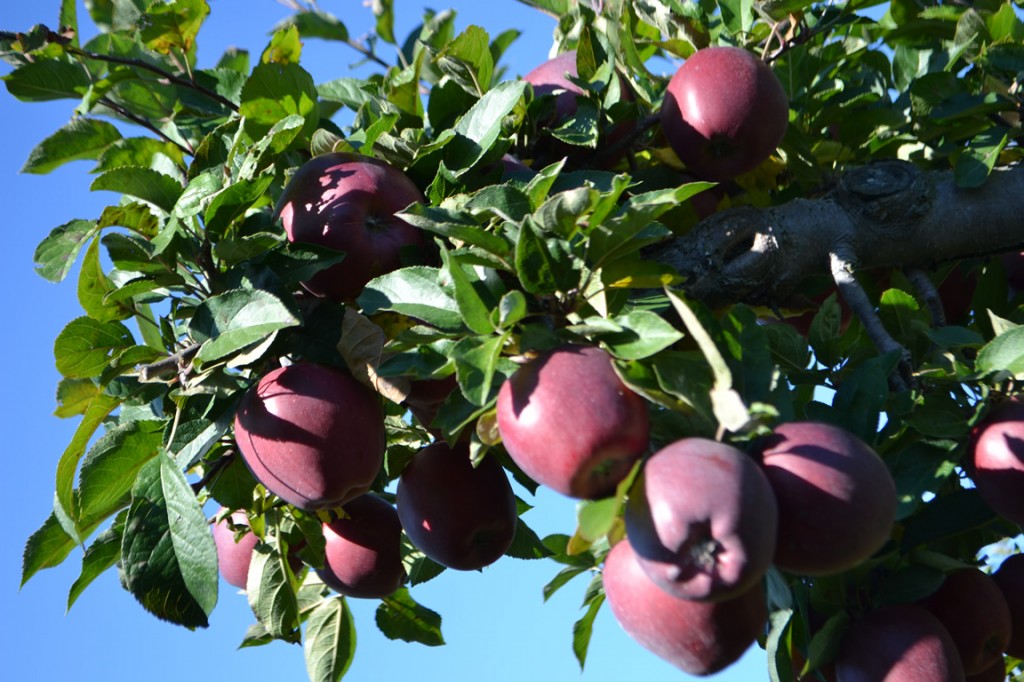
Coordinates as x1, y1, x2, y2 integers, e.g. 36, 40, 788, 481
651, 161, 1024, 309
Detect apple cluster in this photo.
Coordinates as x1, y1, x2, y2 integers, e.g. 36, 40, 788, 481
203, 46, 1024, 681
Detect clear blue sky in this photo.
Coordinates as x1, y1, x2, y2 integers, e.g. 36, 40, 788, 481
0, 2, 768, 680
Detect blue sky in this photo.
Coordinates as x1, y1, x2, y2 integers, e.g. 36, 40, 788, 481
0, 2, 769, 680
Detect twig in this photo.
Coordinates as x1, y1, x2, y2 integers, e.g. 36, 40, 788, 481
70, 45, 239, 112
139, 343, 201, 383
98, 96, 195, 155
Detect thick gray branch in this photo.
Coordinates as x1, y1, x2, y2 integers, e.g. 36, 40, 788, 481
652, 161, 1024, 309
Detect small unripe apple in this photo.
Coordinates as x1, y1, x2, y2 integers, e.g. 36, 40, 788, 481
212, 510, 259, 589
234, 362, 385, 511
396, 441, 517, 571
625, 438, 778, 601
970, 400, 1024, 526
275, 152, 426, 302
495, 345, 649, 499
602, 539, 767, 676
835, 604, 965, 681
317, 494, 407, 599
919, 568, 1012, 675
992, 553, 1024, 658
757, 421, 897, 576
660, 46, 788, 181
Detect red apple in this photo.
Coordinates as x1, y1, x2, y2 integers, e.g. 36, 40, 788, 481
212, 510, 259, 589
918, 568, 1011, 675
834, 604, 965, 681
970, 400, 1024, 526
234, 362, 385, 511
317, 494, 407, 599
624, 438, 778, 601
992, 553, 1024, 658
660, 46, 789, 181
396, 441, 517, 571
602, 539, 767, 676
403, 374, 458, 431
275, 152, 426, 302
495, 344, 649, 499
757, 422, 897, 576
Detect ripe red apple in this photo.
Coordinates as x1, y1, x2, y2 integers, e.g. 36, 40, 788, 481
757, 421, 897, 576
970, 400, 1024, 526
212, 509, 260, 589
396, 441, 517, 571
275, 152, 426, 302
918, 568, 1012, 675
495, 345, 649, 499
992, 553, 1024, 658
660, 46, 789, 182
624, 438, 778, 601
234, 362, 385, 511
834, 604, 965, 681
602, 539, 767, 676
317, 494, 407, 599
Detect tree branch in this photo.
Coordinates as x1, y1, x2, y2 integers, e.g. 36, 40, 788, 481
651, 161, 1024, 310
98, 97, 195, 155
139, 344, 200, 383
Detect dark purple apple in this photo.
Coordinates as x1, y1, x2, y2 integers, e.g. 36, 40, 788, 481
919, 568, 1011, 675
624, 437, 778, 602
317, 494, 407, 599
495, 345, 649, 499
396, 441, 517, 571
660, 46, 788, 181
970, 400, 1024, 526
212, 509, 259, 589
992, 553, 1024, 658
757, 421, 897, 576
834, 604, 965, 682
234, 362, 385, 511
275, 152, 426, 302
602, 539, 767, 676
402, 374, 458, 431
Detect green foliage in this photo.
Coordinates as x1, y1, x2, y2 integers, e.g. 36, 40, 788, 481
5, 0, 1024, 680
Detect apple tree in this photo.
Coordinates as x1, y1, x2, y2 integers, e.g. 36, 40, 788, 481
6, 0, 1024, 680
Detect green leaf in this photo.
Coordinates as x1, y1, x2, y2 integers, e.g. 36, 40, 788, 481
542, 565, 589, 602
447, 80, 527, 175
505, 516, 554, 560
121, 453, 219, 629
22, 117, 122, 174
78, 237, 132, 322
437, 25, 494, 95
304, 597, 357, 682
203, 176, 274, 240
398, 204, 511, 257
831, 351, 900, 443
22, 513, 77, 586
91, 167, 184, 214
275, 10, 349, 42
240, 62, 318, 148
34, 219, 98, 283
359, 267, 464, 332
439, 247, 494, 335
515, 219, 565, 296
375, 588, 445, 646
54, 317, 135, 379
452, 333, 510, 407
594, 310, 684, 360
246, 541, 301, 642
572, 589, 604, 670
373, 0, 396, 43
54, 391, 121, 525
139, 0, 209, 54
170, 395, 241, 469
55, 378, 100, 418
77, 420, 164, 530
976, 325, 1024, 379
237, 114, 307, 180
188, 289, 300, 366
68, 513, 125, 610
955, 129, 1010, 189
3, 59, 90, 101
